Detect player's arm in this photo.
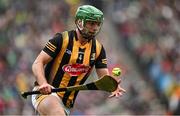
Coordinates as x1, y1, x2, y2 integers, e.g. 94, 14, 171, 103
95, 45, 109, 78
96, 68, 109, 78
95, 45, 125, 97
32, 33, 62, 94
32, 51, 52, 86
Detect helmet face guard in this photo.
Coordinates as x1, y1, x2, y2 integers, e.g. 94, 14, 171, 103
75, 5, 104, 40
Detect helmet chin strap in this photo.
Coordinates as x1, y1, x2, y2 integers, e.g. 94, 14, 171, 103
77, 20, 84, 31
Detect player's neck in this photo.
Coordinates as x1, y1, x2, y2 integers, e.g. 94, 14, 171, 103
76, 29, 88, 45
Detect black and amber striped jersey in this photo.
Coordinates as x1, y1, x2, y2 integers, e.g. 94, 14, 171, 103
43, 30, 107, 108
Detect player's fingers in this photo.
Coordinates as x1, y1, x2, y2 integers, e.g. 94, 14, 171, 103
120, 88, 126, 93
117, 79, 121, 84
118, 86, 126, 93
39, 86, 51, 94
115, 92, 122, 97
108, 93, 115, 98
39, 89, 46, 94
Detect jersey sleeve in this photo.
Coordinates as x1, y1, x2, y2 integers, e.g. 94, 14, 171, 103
43, 33, 63, 58
95, 45, 107, 68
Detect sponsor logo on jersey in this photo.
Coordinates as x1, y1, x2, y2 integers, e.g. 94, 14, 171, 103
62, 64, 90, 76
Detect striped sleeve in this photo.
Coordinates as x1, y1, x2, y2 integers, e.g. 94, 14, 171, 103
43, 33, 63, 58
95, 45, 107, 68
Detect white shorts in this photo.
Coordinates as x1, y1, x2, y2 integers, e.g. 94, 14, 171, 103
31, 87, 70, 115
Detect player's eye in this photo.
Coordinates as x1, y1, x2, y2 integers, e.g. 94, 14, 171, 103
87, 21, 101, 26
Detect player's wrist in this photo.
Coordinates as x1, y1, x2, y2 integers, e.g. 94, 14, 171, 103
37, 79, 48, 86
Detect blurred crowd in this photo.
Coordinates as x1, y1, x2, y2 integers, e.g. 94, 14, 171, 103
112, 0, 180, 115
0, 0, 179, 115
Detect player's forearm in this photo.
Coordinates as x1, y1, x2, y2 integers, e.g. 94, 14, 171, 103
96, 68, 109, 78
32, 60, 47, 86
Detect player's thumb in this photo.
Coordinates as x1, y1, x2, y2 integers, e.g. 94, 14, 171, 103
117, 79, 121, 84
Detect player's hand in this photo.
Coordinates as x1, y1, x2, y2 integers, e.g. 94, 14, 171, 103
38, 83, 53, 94
109, 79, 126, 98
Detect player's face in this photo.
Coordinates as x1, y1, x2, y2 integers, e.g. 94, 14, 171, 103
84, 21, 101, 36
